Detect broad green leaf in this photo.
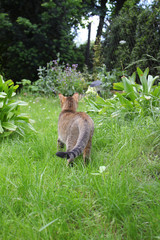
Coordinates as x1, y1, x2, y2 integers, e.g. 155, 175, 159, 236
151, 86, 160, 97
0, 75, 4, 84
0, 121, 4, 133
11, 92, 16, 97
2, 122, 17, 131
0, 92, 7, 98
148, 75, 159, 93
13, 85, 19, 91
3, 82, 9, 93
144, 67, 149, 79
5, 80, 14, 86
122, 76, 137, 102
96, 96, 107, 105
116, 92, 133, 109
16, 114, 30, 122
0, 101, 4, 108
27, 123, 36, 132
8, 101, 28, 111
129, 72, 136, 83
113, 82, 124, 91
16, 126, 25, 136
137, 67, 143, 78
7, 85, 14, 98
137, 67, 149, 94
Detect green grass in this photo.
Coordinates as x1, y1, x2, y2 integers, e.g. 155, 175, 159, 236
0, 94, 160, 240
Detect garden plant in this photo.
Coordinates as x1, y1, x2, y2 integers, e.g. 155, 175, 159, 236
0, 75, 35, 137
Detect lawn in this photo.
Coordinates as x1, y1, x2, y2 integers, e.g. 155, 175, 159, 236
0, 94, 160, 240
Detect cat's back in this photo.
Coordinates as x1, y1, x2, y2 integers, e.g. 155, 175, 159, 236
59, 110, 93, 127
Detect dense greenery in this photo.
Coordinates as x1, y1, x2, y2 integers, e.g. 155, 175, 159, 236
0, 0, 159, 82
103, 0, 160, 75
85, 68, 160, 119
0, 75, 35, 137
0, 95, 159, 239
0, 0, 89, 81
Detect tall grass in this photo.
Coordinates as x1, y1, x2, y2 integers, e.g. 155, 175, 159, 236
0, 94, 159, 240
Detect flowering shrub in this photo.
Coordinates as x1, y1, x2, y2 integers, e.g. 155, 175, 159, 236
35, 56, 87, 96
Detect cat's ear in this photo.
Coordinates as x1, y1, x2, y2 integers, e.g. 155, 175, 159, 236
73, 93, 79, 102
59, 93, 64, 100
59, 94, 66, 106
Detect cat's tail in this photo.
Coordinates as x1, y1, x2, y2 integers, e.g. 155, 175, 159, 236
56, 147, 82, 160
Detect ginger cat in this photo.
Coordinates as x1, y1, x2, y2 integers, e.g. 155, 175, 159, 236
56, 93, 94, 165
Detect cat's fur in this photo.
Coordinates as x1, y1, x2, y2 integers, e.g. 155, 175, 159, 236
56, 93, 94, 165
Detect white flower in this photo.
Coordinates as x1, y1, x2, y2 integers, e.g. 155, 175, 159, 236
99, 166, 107, 173
119, 40, 126, 45
144, 95, 151, 100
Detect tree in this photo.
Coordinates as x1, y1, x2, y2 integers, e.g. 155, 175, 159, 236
0, 0, 88, 82
102, 0, 160, 75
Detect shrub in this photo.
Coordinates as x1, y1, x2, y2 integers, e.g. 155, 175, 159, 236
85, 68, 160, 119
96, 65, 125, 98
0, 75, 35, 137
35, 56, 87, 96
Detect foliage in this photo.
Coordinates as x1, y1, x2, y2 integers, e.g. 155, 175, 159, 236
17, 79, 38, 93
0, 75, 35, 137
103, 1, 160, 76
96, 65, 126, 98
93, 39, 104, 80
0, 0, 90, 82
85, 68, 160, 119
35, 57, 87, 96
85, 86, 98, 101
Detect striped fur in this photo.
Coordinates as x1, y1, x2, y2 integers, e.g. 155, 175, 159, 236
56, 93, 94, 165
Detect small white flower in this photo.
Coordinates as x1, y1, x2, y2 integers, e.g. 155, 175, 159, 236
144, 95, 151, 100
99, 166, 107, 173
119, 40, 126, 45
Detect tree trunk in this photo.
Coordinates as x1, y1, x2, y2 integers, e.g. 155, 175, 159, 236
95, 0, 107, 45
86, 22, 91, 66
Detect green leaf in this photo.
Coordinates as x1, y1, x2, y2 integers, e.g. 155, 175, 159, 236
0, 101, 4, 108
113, 82, 124, 91
2, 122, 17, 131
116, 92, 133, 109
0, 92, 7, 98
5, 80, 14, 86
8, 101, 28, 111
27, 123, 36, 132
151, 86, 160, 97
0, 121, 4, 133
129, 72, 136, 84
96, 96, 107, 105
148, 75, 159, 93
143, 67, 149, 79
0, 75, 4, 85
137, 67, 144, 78
122, 76, 137, 102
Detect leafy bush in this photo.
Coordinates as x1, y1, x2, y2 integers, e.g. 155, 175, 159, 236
103, 2, 160, 76
17, 79, 38, 93
96, 65, 125, 98
0, 75, 35, 137
35, 57, 87, 96
85, 68, 160, 119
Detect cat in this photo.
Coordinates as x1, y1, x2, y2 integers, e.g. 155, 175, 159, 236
56, 93, 94, 165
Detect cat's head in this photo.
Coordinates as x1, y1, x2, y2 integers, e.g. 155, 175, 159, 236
59, 93, 79, 111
